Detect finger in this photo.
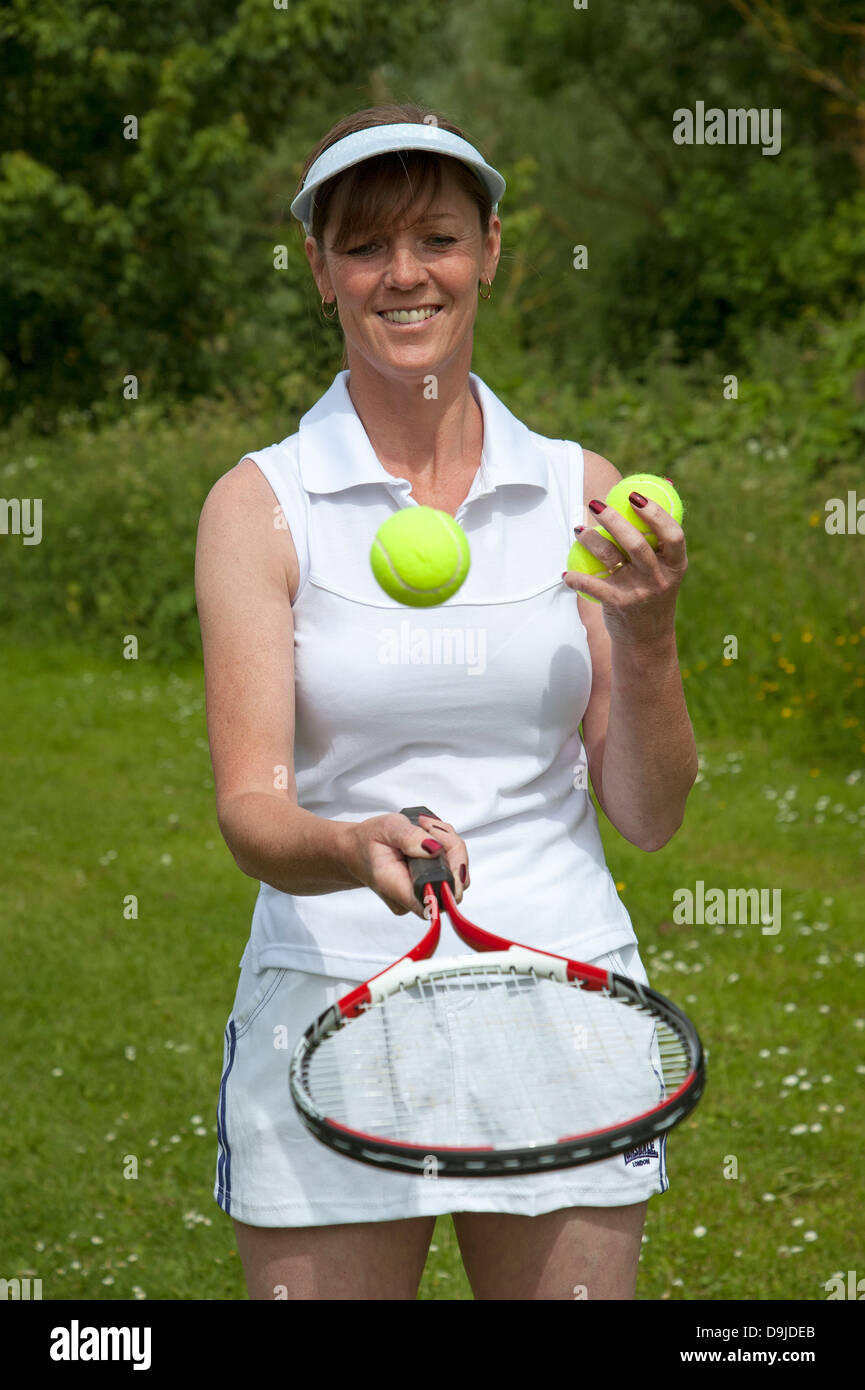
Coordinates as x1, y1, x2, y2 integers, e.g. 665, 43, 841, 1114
433, 839, 467, 906
416, 813, 466, 901
419, 845, 464, 904
584, 501, 659, 569
415, 817, 468, 904
404, 814, 453, 865
382, 870, 426, 918
376, 831, 437, 916
400, 814, 448, 865
394, 836, 461, 909
594, 496, 685, 566
632, 496, 686, 560
563, 525, 630, 601
625, 493, 685, 554
417, 812, 454, 837
570, 523, 625, 566
564, 568, 626, 604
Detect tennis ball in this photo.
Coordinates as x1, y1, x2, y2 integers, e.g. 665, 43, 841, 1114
564, 474, 684, 603
371, 506, 470, 607
565, 534, 622, 605
566, 537, 611, 580
603, 473, 684, 548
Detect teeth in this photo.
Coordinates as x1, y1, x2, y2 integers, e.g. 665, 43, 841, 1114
379, 307, 440, 323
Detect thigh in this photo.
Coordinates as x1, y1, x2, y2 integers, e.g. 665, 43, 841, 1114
452, 1201, 648, 1301
233, 1215, 437, 1300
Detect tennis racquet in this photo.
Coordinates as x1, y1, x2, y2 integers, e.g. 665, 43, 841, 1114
289, 806, 706, 1177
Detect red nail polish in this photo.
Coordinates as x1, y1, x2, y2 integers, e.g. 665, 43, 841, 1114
664, 477, 673, 483
459, 864, 467, 884
421, 838, 442, 854
629, 491, 648, 508
574, 525, 584, 536
588, 499, 605, 515
562, 571, 568, 579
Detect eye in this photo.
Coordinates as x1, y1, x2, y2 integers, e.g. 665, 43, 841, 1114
346, 234, 456, 255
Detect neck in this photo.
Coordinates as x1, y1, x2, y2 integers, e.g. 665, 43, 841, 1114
345, 342, 482, 485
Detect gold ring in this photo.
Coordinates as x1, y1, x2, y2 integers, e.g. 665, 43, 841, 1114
605, 560, 627, 577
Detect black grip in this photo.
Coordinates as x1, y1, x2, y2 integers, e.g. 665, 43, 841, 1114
400, 805, 455, 908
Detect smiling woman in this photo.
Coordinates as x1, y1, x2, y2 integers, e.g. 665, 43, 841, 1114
196, 99, 698, 1303
296, 110, 500, 390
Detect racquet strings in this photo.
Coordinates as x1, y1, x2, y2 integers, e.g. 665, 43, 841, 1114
303, 964, 691, 1149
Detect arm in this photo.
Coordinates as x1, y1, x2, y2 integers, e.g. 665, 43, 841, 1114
572, 451, 698, 852
195, 459, 358, 895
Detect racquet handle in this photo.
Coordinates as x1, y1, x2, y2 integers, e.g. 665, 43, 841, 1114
400, 805, 456, 908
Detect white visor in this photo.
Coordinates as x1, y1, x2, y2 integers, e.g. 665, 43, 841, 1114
290, 122, 505, 236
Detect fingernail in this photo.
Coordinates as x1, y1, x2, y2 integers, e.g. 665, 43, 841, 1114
588, 499, 605, 515
421, 838, 442, 854
664, 476, 673, 483
574, 525, 584, 537
561, 571, 569, 579
459, 864, 467, 884
629, 491, 648, 508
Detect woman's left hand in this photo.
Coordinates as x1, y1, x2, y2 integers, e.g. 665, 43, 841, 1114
563, 489, 688, 646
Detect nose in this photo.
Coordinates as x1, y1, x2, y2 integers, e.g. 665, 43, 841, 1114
382, 242, 427, 289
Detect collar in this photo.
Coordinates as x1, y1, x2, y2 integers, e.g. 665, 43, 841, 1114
297, 370, 550, 498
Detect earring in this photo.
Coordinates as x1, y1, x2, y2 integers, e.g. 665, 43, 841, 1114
479, 277, 492, 301
321, 296, 338, 319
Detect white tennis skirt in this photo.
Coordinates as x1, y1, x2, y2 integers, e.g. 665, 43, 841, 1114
213, 942, 669, 1228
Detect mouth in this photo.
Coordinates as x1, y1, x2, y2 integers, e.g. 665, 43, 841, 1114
376, 305, 443, 326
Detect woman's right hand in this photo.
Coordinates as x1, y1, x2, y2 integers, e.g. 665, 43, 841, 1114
344, 811, 470, 918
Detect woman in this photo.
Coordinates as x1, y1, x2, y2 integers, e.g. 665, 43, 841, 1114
195, 102, 698, 1301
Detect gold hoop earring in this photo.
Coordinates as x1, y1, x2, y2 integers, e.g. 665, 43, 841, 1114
479, 277, 492, 301
321, 296, 338, 320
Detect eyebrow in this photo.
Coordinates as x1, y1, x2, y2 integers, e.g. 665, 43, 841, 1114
347, 211, 462, 243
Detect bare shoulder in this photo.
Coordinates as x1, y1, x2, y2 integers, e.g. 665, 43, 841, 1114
197, 457, 300, 602
581, 448, 623, 507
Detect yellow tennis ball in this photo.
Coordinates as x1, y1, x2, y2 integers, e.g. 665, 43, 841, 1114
564, 474, 684, 602
566, 536, 611, 581
565, 534, 626, 605
603, 474, 684, 548
371, 506, 470, 607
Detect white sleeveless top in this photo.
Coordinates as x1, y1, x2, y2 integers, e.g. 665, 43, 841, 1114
238, 370, 637, 977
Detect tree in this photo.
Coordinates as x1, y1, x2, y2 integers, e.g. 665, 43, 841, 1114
0, 0, 440, 426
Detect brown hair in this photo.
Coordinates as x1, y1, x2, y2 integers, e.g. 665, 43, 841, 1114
295, 103, 496, 368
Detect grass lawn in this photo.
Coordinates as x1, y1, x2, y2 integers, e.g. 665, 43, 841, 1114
1, 636, 862, 1300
